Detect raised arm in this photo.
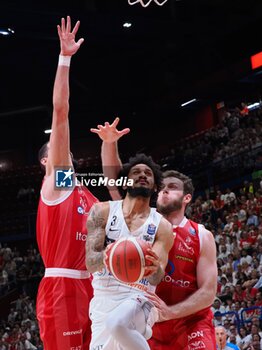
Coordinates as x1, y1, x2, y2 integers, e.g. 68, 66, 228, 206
43, 17, 84, 197
85, 202, 109, 273
145, 218, 174, 285
148, 227, 217, 320
90, 117, 130, 200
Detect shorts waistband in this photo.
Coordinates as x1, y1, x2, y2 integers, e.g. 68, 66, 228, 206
44, 268, 90, 279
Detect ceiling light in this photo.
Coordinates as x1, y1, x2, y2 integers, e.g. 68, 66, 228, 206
247, 102, 260, 111
0, 28, 15, 36
44, 129, 52, 134
0, 30, 9, 36
181, 98, 197, 107
123, 22, 132, 28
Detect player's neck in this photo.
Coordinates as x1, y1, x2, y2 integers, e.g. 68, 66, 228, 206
122, 196, 150, 216
165, 210, 185, 227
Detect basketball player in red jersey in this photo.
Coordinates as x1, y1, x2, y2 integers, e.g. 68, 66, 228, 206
147, 170, 217, 349
91, 121, 217, 349
36, 17, 98, 350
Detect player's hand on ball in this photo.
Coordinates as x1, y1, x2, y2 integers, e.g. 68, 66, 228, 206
143, 248, 160, 277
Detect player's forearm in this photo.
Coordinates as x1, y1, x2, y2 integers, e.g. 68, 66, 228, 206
86, 251, 105, 273
102, 141, 122, 199
52, 63, 70, 117
147, 266, 164, 286
102, 141, 122, 172
170, 286, 216, 318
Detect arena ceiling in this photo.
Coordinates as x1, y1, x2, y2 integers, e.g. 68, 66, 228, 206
0, 0, 262, 153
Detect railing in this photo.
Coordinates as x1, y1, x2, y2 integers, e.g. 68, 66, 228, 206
219, 306, 262, 331
218, 311, 241, 332
240, 306, 262, 325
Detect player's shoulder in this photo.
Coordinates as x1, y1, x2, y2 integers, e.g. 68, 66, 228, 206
198, 223, 213, 238
89, 201, 110, 217
158, 216, 173, 235
198, 223, 216, 253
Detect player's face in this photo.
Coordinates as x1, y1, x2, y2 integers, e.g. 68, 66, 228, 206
127, 163, 155, 198
41, 143, 77, 170
157, 177, 185, 214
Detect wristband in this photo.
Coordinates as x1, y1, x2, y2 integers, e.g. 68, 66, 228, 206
58, 55, 71, 67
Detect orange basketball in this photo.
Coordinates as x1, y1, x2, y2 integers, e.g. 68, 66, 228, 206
106, 237, 149, 283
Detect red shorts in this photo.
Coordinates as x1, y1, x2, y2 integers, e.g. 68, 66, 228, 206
37, 277, 93, 350
148, 309, 216, 350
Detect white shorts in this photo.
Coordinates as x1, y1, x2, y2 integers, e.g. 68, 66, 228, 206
89, 293, 158, 350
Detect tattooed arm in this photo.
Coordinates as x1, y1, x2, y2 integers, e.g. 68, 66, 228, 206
86, 202, 109, 273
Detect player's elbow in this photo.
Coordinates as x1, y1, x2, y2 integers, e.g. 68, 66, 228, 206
53, 101, 69, 116
85, 259, 96, 274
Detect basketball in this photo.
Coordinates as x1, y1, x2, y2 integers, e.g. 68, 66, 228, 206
105, 237, 150, 283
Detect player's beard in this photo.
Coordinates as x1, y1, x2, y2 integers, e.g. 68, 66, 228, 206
157, 196, 183, 215
127, 186, 154, 198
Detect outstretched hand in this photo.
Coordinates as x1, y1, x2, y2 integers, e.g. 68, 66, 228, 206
57, 16, 84, 56
90, 117, 130, 142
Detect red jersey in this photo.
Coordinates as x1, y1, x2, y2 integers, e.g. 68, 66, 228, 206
149, 218, 216, 349
156, 217, 210, 316
37, 184, 98, 269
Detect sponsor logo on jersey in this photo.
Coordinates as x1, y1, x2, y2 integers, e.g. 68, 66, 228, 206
189, 227, 196, 236
143, 234, 154, 243
175, 255, 194, 263
127, 283, 148, 292
185, 236, 193, 244
76, 232, 87, 241
77, 206, 84, 214
188, 341, 206, 350
91, 346, 103, 350
178, 242, 194, 256
188, 332, 206, 350
163, 275, 190, 287
147, 224, 156, 235
63, 329, 82, 336
107, 228, 120, 239
55, 168, 74, 188
166, 260, 175, 276
79, 196, 89, 215
188, 331, 204, 342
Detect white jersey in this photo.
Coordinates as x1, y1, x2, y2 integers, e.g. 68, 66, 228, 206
92, 200, 162, 296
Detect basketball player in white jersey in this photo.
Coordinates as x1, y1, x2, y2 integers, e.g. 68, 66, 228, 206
85, 153, 174, 350
91, 119, 217, 349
